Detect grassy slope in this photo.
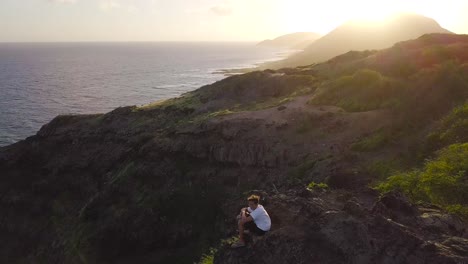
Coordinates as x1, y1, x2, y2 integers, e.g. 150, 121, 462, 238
302, 33, 468, 216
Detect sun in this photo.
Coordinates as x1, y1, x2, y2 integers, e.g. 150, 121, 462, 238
281, 0, 414, 34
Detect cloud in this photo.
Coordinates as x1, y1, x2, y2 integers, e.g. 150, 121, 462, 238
99, 0, 121, 10
210, 5, 233, 16
49, 0, 77, 3
98, 0, 139, 13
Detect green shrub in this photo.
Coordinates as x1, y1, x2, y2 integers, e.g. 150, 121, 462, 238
426, 102, 468, 152
377, 143, 468, 217
377, 170, 426, 201
198, 248, 216, 264
420, 144, 468, 205
404, 61, 468, 122
309, 69, 407, 112
351, 131, 390, 152
446, 204, 468, 217
365, 158, 403, 180
283, 74, 317, 89
307, 181, 329, 190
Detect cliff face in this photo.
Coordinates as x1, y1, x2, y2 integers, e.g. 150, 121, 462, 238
1, 34, 468, 263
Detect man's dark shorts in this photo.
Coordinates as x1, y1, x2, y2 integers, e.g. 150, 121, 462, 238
244, 221, 267, 236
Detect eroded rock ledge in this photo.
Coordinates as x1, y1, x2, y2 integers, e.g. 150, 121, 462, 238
216, 190, 468, 264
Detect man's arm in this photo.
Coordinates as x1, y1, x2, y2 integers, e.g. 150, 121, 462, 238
241, 209, 254, 223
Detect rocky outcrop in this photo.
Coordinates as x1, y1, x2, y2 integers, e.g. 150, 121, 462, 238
215, 190, 468, 264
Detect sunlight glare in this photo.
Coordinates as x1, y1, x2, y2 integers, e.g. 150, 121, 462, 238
281, 0, 459, 34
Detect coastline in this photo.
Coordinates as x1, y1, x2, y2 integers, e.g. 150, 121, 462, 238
0, 42, 294, 147
213, 48, 301, 76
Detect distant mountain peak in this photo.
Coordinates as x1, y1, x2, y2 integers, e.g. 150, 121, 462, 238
263, 13, 452, 69
257, 32, 322, 50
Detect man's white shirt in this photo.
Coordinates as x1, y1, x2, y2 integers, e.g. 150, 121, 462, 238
247, 205, 271, 231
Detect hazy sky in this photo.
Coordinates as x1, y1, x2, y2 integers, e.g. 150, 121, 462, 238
1, 0, 468, 42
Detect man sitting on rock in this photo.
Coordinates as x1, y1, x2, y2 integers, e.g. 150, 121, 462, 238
231, 195, 271, 248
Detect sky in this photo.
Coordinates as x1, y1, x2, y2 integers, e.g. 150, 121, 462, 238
1, 0, 468, 42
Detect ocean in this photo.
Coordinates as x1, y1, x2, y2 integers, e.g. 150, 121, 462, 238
0, 42, 287, 146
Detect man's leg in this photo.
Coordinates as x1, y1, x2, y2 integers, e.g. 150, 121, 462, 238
237, 219, 245, 243
231, 219, 247, 248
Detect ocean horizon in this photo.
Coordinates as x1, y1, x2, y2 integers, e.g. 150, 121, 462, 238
0, 42, 289, 146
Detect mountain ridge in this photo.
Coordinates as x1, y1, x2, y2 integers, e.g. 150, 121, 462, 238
261, 13, 453, 69
257, 32, 322, 50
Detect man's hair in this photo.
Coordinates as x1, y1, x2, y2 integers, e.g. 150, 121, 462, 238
247, 195, 260, 204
